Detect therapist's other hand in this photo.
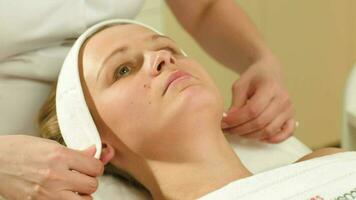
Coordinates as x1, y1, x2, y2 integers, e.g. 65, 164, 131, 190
221, 59, 296, 143
0, 135, 104, 200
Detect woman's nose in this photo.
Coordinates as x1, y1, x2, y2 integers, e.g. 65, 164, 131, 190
151, 50, 176, 76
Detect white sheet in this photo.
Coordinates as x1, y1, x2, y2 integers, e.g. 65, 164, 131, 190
199, 152, 356, 200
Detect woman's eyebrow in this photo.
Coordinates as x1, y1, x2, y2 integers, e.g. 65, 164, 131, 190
97, 46, 128, 81
96, 34, 174, 81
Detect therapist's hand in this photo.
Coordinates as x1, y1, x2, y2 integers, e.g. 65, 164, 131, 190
0, 135, 104, 200
221, 59, 296, 143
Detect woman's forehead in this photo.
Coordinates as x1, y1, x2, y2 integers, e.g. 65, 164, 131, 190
82, 24, 158, 64
87, 24, 156, 48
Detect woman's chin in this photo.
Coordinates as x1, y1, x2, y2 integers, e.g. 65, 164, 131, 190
176, 85, 222, 115
161, 81, 223, 128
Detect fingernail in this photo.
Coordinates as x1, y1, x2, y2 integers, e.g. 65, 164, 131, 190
222, 112, 227, 118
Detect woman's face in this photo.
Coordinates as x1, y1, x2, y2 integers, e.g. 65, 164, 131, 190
80, 24, 224, 161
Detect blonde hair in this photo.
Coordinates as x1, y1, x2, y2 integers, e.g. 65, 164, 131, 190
38, 83, 149, 194
38, 82, 63, 144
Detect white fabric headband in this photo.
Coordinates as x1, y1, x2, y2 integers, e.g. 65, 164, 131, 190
56, 19, 169, 159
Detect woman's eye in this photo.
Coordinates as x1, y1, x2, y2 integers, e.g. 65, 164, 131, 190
114, 65, 132, 81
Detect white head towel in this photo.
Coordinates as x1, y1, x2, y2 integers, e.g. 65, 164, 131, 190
56, 19, 165, 159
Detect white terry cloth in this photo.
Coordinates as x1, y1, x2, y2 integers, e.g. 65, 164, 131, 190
226, 134, 311, 173
198, 152, 356, 200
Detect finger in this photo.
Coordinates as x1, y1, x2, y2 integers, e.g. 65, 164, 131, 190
239, 126, 276, 140
236, 122, 278, 140
230, 80, 249, 109
267, 109, 293, 138
64, 148, 104, 177
223, 81, 275, 128
225, 96, 282, 135
236, 94, 292, 139
242, 123, 284, 140
64, 170, 99, 195
81, 145, 97, 157
221, 82, 249, 128
265, 118, 295, 143
261, 108, 293, 139
60, 191, 93, 200
238, 130, 263, 140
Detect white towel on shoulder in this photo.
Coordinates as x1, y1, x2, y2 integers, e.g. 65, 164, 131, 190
199, 152, 356, 200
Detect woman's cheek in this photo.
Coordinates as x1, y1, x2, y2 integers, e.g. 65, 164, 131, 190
99, 89, 147, 124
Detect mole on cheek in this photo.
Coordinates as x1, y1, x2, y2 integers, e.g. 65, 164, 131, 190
143, 84, 151, 89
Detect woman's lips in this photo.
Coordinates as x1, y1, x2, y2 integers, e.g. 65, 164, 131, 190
163, 70, 192, 95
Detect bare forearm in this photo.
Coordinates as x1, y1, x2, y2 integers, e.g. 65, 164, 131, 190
167, 0, 276, 73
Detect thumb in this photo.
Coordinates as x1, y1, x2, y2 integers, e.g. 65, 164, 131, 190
221, 81, 252, 129
230, 81, 249, 112
82, 145, 97, 157
223, 82, 249, 122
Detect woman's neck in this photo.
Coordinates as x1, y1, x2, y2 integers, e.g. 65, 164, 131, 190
143, 129, 252, 200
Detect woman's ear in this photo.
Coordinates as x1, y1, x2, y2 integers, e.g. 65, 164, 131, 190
100, 143, 115, 165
